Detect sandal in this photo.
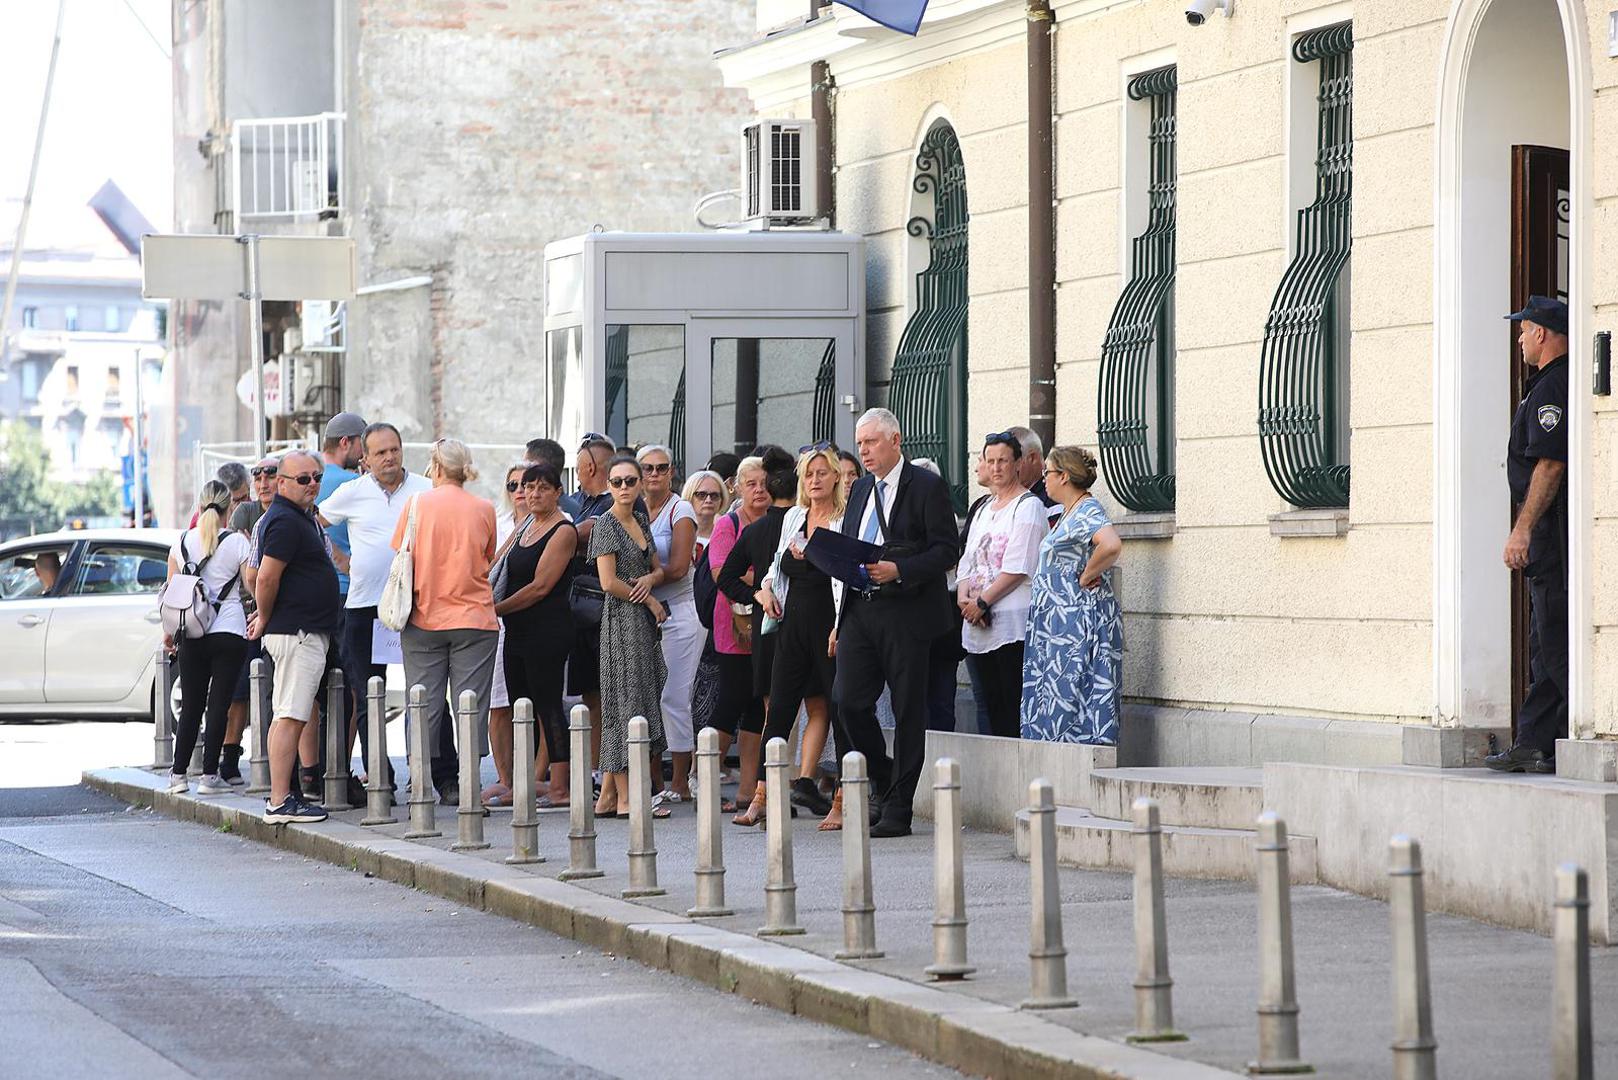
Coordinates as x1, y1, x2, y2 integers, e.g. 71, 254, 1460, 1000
536, 794, 569, 810
818, 787, 844, 832
481, 781, 513, 808
652, 805, 672, 819
720, 798, 738, 813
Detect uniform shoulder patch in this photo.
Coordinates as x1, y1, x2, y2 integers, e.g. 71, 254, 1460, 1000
1538, 404, 1563, 432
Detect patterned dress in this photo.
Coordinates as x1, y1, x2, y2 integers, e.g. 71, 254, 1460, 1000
1021, 496, 1124, 745
589, 510, 668, 772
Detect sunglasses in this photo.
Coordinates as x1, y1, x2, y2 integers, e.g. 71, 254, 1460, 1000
1043, 467, 1065, 477
505, 481, 522, 492
608, 476, 640, 489
643, 462, 672, 475
984, 430, 1019, 449
281, 472, 319, 486
251, 466, 278, 478
799, 440, 834, 454
580, 432, 613, 451
692, 490, 723, 502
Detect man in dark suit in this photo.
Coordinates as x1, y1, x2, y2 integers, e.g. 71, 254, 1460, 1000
832, 407, 961, 837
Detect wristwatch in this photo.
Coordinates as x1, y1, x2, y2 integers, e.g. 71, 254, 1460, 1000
975, 597, 991, 614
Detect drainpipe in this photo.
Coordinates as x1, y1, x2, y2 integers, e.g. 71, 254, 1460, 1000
1026, 0, 1056, 451
812, 59, 836, 226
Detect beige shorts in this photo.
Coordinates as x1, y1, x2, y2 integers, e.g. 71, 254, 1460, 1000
262, 631, 330, 722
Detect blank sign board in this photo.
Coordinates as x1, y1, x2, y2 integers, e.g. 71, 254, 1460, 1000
603, 251, 852, 313
141, 234, 357, 302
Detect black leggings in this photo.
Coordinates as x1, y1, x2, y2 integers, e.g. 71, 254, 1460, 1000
705, 651, 765, 737
966, 641, 1025, 739
504, 635, 570, 763
175, 633, 248, 775
763, 637, 844, 770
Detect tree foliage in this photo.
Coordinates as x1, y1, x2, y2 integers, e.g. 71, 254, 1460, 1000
0, 421, 123, 534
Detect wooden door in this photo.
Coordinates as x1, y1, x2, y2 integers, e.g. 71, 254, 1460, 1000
1508, 145, 1570, 730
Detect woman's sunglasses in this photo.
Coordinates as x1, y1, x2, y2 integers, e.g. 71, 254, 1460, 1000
643, 462, 672, 475
505, 481, 521, 492
692, 490, 723, 502
608, 476, 640, 489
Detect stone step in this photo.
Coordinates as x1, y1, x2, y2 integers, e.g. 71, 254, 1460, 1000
1014, 806, 1318, 885
1088, 766, 1266, 831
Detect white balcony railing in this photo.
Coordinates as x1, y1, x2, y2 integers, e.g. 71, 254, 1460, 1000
231, 112, 345, 223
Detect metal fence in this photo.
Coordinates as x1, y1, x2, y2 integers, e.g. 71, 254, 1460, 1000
231, 112, 345, 222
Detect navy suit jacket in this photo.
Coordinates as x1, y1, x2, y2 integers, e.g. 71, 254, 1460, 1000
839, 460, 958, 629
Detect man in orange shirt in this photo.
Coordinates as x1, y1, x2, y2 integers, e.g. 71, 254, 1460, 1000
390, 438, 499, 805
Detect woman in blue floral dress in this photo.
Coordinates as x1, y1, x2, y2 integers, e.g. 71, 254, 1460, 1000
1021, 446, 1124, 744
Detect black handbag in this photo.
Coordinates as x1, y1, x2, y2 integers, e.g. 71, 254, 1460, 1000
568, 577, 605, 627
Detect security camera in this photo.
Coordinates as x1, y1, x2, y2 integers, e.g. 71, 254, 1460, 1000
1185, 0, 1233, 25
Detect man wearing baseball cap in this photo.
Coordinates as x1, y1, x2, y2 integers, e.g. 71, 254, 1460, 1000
1486, 295, 1569, 774
316, 411, 367, 803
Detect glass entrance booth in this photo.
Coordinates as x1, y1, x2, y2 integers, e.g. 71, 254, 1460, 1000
542, 231, 866, 477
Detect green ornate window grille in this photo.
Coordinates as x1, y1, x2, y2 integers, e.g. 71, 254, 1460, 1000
1097, 66, 1177, 513
889, 122, 970, 511
668, 368, 686, 477
811, 339, 837, 444
1259, 23, 1353, 508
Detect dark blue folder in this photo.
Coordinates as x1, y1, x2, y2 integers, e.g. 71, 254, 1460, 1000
804, 529, 885, 589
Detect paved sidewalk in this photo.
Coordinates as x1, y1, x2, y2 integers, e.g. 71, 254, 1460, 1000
95, 757, 1618, 1079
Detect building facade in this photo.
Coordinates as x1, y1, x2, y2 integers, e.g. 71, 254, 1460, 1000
161, 0, 756, 524
717, 0, 1618, 758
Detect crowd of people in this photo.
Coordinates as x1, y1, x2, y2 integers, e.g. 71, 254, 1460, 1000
160, 407, 1126, 832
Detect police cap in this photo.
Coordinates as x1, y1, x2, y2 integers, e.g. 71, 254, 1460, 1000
1504, 295, 1568, 336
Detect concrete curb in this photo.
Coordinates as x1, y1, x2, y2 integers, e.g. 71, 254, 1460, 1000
86, 766, 1240, 1080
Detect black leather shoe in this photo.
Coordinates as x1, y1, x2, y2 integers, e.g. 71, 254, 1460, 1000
1484, 745, 1547, 772
870, 818, 912, 838
346, 773, 368, 806
868, 802, 882, 828
1533, 757, 1557, 775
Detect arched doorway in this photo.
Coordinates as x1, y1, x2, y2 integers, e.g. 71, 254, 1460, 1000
890, 119, 970, 510
1433, 0, 1592, 731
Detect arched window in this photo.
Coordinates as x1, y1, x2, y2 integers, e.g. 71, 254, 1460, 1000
1098, 65, 1177, 513
1258, 23, 1353, 508
890, 121, 970, 510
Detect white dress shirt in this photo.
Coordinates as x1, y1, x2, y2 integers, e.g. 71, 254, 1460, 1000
856, 458, 905, 545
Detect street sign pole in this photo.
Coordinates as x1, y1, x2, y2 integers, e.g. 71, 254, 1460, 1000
131, 347, 145, 529
241, 234, 266, 460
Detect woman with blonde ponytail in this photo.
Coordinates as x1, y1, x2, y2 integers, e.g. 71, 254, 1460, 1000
164, 479, 253, 795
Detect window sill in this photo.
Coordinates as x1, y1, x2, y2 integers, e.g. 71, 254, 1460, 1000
1112, 512, 1176, 540
1269, 508, 1348, 538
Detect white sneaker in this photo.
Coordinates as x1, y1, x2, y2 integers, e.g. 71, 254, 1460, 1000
166, 774, 188, 794
197, 774, 231, 795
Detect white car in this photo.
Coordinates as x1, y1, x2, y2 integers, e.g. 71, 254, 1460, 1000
0, 528, 181, 721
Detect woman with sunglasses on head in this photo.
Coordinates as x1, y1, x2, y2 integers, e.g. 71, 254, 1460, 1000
703, 453, 774, 816
163, 478, 252, 795
637, 444, 702, 801
753, 444, 846, 828
958, 432, 1047, 739
479, 463, 532, 807
680, 469, 728, 761
496, 462, 577, 807
589, 454, 671, 818
717, 445, 798, 827
1021, 446, 1124, 745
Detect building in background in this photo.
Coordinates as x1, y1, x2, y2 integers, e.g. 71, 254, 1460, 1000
161, 0, 755, 524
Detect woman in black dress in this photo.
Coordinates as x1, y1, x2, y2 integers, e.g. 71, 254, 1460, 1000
718, 445, 799, 826
754, 444, 847, 828
495, 462, 576, 807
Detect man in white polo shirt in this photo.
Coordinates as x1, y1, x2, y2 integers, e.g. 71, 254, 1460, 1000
317, 421, 435, 794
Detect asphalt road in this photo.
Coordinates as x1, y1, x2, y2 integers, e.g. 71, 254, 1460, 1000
0, 723, 960, 1080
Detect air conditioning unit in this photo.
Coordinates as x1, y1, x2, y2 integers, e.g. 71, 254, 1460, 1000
742, 119, 818, 226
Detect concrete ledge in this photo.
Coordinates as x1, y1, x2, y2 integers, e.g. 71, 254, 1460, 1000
1112, 511, 1176, 540
913, 731, 1116, 829
1556, 738, 1618, 783
1402, 724, 1511, 768
1119, 704, 1404, 768
84, 765, 1240, 1080
1265, 762, 1618, 943
1268, 508, 1348, 537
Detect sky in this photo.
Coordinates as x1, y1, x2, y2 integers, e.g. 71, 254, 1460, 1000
0, 0, 173, 252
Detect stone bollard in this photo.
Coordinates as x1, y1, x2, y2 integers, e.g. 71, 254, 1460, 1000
758, 737, 804, 936
1388, 836, 1435, 1079
925, 757, 974, 980
1248, 811, 1312, 1075
152, 647, 174, 769
453, 690, 489, 851
1553, 864, 1593, 1080
322, 667, 349, 809
1021, 778, 1076, 1009
836, 751, 882, 958
360, 676, 394, 826
623, 716, 665, 897
402, 685, 440, 839
1130, 798, 1185, 1042
688, 725, 732, 917
559, 704, 603, 880
506, 698, 542, 864
244, 658, 271, 795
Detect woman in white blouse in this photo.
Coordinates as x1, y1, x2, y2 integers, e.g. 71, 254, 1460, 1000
956, 432, 1047, 738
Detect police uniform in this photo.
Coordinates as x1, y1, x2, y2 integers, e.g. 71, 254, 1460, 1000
1488, 295, 1569, 772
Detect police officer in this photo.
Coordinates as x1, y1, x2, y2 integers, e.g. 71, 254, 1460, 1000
1485, 295, 1569, 774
